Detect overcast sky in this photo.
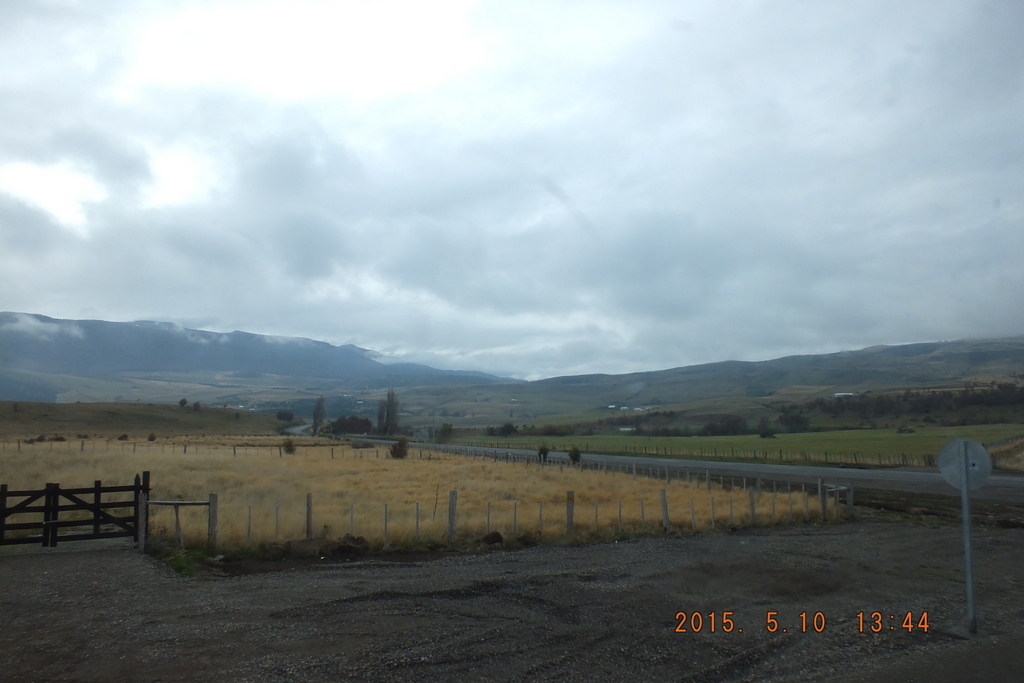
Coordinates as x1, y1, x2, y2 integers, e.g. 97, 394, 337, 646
1, 1, 1021, 380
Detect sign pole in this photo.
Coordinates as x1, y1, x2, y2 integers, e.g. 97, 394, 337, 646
940, 437, 989, 635
959, 441, 977, 634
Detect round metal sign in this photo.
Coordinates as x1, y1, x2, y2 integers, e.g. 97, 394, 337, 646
938, 438, 992, 491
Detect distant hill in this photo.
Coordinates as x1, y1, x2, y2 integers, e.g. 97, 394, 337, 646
2, 312, 1022, 417
391, 338, 1024, 427
532, 339, 1024, 403
0, 312, 506, 403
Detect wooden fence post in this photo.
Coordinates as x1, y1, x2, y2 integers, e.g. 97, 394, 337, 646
0, 484, 7, 544
92, 480, 102, 538
566, 491, 574, 535
448, 491, 457, 543
173, 504, 183, 549
305, 493, 313, 539
138, 478, 148, 554
208, 493, 218, 548
660, 489, 669, 530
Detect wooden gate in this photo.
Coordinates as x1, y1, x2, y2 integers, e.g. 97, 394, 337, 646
0, 472, 150, 548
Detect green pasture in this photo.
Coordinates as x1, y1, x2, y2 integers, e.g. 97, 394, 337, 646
456, 424, 1024, 467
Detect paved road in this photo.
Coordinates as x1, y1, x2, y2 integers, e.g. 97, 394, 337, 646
418, 442, 1024, 501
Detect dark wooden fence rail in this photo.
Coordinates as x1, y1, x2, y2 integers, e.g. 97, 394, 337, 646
0, 472, 150, 549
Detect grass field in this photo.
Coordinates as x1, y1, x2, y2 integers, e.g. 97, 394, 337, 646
455, 424, 1024, 469
0, 439, 828, 549
0, 400, 287, 440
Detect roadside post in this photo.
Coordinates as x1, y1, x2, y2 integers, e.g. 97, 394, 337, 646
938, 438, 992, 634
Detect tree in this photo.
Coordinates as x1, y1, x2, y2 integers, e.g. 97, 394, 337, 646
538, 443, 549, 464
390, 438, 408, 459
312, 395, 326, 435
377, 399, 387, 435
436, 423, 454, 442
568, 446, 581, 464
276, 409, 295, 422
179, 398, 188, 408
496, 422, 518, 437
386, 388, 399, 435
776, 411, 810, 433
193, 401, 201, 411
757, 417, 776, 439
332, 415, 373, 435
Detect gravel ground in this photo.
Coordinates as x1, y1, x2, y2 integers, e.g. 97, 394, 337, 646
2, 515, 1023, 682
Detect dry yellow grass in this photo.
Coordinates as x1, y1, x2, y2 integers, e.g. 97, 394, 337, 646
0, 439, 829, 548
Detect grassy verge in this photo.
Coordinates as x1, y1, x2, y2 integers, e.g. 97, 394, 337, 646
453, 424, 1024, 469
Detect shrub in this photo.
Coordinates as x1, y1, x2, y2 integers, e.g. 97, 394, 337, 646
283, 438, 297, 455
390, 438, 409, 459
538, 443, 549, 463
117, 434, 129, 441
568, 446, 581, 464
147, 433, 157, 442
193, 401, 201, 411
179, 398, 188, 407
276, 409, 295, 422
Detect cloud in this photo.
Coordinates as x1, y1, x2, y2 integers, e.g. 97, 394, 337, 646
0, 313, 84, 339
0, 0, 1021, 381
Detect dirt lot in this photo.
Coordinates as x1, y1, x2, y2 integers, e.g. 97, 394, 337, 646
2, 513, 1023, 682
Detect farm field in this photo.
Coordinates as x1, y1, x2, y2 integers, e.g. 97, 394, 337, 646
0, 400, 286, 440
457, 423, 1024, 469
0, 439, 825, 549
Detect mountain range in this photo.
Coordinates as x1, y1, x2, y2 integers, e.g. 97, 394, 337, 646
2, 312, 1023, 417
0, 312, 505, 403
